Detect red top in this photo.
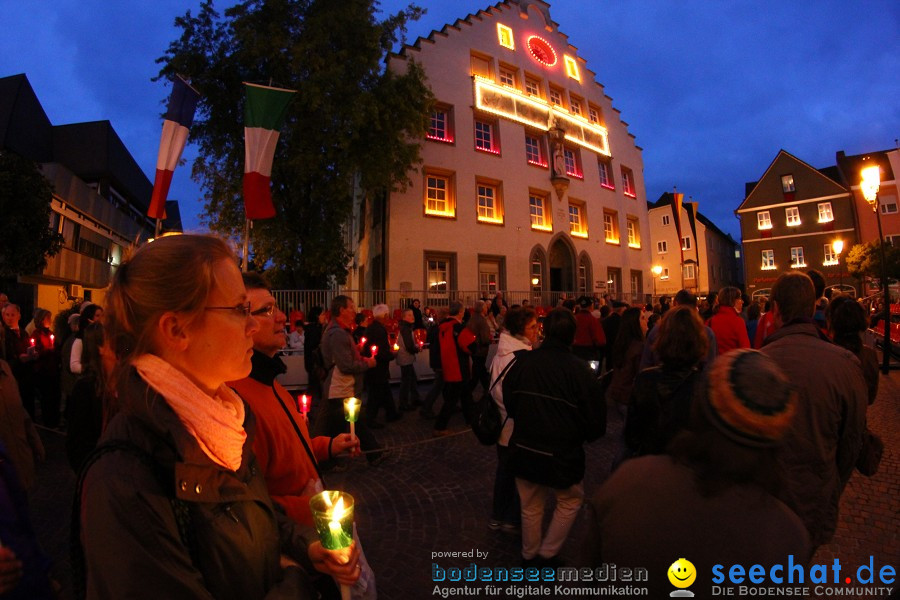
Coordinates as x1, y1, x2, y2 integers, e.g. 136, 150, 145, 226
707, 307, 751, 356
573, 310, 606, 348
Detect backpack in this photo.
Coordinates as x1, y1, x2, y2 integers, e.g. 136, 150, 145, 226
471, 354, 520, 445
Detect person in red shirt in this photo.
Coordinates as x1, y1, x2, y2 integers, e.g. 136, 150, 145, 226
572, 297, 606, 365
706, 286, 750, 355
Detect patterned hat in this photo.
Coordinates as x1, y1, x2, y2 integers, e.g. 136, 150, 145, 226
704, 349, 796, 447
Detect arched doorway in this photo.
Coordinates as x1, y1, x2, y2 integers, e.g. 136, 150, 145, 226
548, 235, 576, 293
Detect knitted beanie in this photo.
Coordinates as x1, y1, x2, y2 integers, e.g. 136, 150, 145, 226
704, 349, 796, 447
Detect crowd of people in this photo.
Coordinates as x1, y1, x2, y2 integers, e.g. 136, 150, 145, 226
0, 234, 885, 598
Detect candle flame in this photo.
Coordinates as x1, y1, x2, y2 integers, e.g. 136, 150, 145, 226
331, 497, 346, 523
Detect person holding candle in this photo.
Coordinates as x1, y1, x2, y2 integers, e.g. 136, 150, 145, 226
30, 309, 61, 428
76, 235, 359, 599
362, 304, 401, 429
229, 273, 362, 599
396, 308, 422, 411
1, 304, 37, 421
315, 296, 387, 466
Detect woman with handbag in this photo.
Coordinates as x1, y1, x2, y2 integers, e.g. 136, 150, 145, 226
487, 306, 538, 533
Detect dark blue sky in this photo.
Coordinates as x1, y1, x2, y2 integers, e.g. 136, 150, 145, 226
2, 1, 898, 239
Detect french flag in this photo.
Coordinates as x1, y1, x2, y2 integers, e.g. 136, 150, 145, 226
148, 76, 200, 220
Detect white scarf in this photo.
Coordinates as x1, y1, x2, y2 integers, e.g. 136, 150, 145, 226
132, 354, 246, 472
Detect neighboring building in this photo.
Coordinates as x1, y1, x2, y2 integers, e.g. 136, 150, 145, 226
0, 73, 173, 314
648, 193, 741, 300
737, 149, 859, 300
836, 148, 900, 297
350, 0, 652, 305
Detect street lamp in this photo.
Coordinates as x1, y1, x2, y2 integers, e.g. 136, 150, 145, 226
651, 265, 663, 300
832, 239, 844, 292
861, 163, 891, 373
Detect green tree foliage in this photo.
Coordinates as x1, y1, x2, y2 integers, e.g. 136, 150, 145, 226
845, 240, 900, 284
0, 150, 63, 277
157, 0, 433, 287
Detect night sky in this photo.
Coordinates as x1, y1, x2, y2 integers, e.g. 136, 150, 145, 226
2, 0, 898, 239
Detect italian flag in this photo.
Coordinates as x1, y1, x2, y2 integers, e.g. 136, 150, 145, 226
148, 76, 200, 220
243, 83, 296, 220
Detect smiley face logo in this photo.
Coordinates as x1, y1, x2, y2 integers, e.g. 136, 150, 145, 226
668, 558, 696, 588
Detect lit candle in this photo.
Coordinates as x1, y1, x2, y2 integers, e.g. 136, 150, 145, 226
359, 336, 367, 348
49, 334, 55, 348
392, 342, 399, 352
29, 338, 35, 347
370, 345, 378, 357
343, 397, 360, 440
299, 394, 310, 422
309, 491, 355, 600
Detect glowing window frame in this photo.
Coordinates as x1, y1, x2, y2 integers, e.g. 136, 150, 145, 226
823, 244, 838, 266
757, 210, 772, 230
568, 203, 587, 238
603, 212, 619, 244
525, 135, 547, 167
426, 107, 453, 143
564, 55, 580, 81
529, 194, 552, 231
627, 219, 640, 248
761, 249, 776, 270
526, 35, 558, 67
424, 173, 455, 218
476, 182, 504, 224
497, 24, 515, 50
473, 77, 611, 156
790, 246, 806, 268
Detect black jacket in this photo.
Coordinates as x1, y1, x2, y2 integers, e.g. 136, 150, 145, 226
80, 368, 317, 599
624, 365, 704, 455
503, 340, 606, 487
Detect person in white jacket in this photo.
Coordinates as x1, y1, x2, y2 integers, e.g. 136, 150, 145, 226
69, 304, 103, 374
488, 305, 538, 532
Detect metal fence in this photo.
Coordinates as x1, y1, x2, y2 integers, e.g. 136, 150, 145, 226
273, 289, 650, 316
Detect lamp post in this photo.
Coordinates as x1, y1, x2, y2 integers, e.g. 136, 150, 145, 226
832, 239, 844, 293
651, 265, 663, 301
861, 164, 891, 374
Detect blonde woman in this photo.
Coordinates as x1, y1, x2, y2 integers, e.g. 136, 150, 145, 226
76, 235, 358, 599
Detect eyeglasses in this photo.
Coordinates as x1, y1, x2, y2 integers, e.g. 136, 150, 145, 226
205, 302, 252, 318
250, 303, 276, 317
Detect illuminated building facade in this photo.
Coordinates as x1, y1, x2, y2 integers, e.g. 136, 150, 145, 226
351, 0, 651, 305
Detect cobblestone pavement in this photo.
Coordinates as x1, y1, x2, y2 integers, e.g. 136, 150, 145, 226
27, 370, 899, 599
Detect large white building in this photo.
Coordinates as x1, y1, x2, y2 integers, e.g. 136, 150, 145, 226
351, 0, 652, 306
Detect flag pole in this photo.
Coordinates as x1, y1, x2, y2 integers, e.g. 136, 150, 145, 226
242, 218, 251, 272
155, 218, 162, 239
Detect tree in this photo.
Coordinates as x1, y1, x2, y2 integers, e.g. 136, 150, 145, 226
156, 0, 434, 287
0, 150, 63, 278
845, 240, 900, 286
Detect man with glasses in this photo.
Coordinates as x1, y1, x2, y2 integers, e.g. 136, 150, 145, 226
228, 274, 363, 596
314, 295, 386, 465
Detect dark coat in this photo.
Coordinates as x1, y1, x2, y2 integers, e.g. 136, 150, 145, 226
80, 369, 317, 600
363, 319, 393, 384
503, 340, 606, 488
624, 365, 704, 455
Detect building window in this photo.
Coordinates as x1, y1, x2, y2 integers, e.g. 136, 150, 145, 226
564, 147, 582, 178
621, 167, 636, 197
426, 258, 449, 293
588, 106, 601, 124
471, 53, 492, 79
684, 264, 696, 280
529, 193, 551, 231
569, 97, 583, 116
682, 236, 691, 251
564, 55, 580, 81
427, 106, 453, 143
785, 206, 801, 226
880, 194, 898, 214
597, 159, 614, 189
476, 182, 503, 224
660, 268, 670, 280
549, 87, 563, 107
817, 202, 834, 223
531, 258, 544, 298
662, 214, 670, 226
524, 76, 541, 97
497, 23, 515, 49
424, 172, 454, 218
499, 67, 516, 87
823, 244, 838, 265
761, 249, 775, 270
627, 219, 640, 248
474, 119, 500, 154
604, 212, 619, 244
757, 210, 772, 230
607, 268, 621, 298
630, 270, 643, 298
790, 246, 806, 268
568, 203, 587, 238
781, 174, 795, 193
657, 240, 668, 254
525, 135, 547, 167
885, 234, 900, 247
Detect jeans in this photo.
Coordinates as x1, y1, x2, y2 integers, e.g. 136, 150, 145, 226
398, 364, 421, 408
492, 444, 520, 525
468, 355, 490, 395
